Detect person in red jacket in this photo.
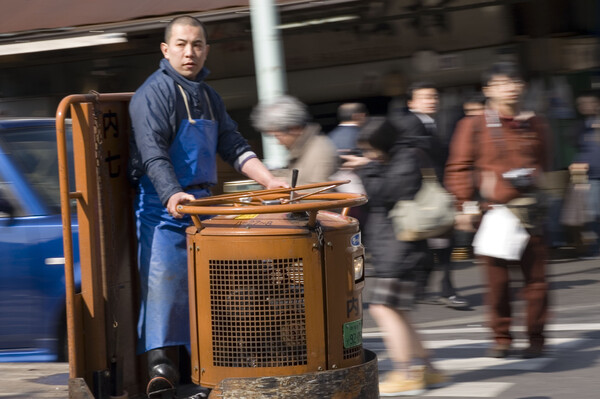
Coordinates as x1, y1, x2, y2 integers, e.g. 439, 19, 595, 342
445, 62, 551, 359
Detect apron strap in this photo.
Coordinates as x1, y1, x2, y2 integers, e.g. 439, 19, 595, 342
177, 84, 196, 125
177, 84, 216, 123
202, 89, 215, 121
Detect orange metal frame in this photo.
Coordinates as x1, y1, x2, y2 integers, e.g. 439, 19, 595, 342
56, 92, 137, 395
55, 92, 371, 398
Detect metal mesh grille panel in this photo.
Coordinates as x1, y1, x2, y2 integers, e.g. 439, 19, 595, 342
209, 258, 307, 368
343, 344, 362, 360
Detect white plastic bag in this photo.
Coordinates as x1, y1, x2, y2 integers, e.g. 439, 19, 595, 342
473, 205, 530, 261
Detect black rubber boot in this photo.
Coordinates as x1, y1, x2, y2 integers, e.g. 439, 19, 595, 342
146, 347, 179, 399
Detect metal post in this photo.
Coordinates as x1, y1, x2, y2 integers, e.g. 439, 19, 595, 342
250, 0, 289, 169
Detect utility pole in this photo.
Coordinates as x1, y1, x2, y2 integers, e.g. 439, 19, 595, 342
250, 0, 288, 169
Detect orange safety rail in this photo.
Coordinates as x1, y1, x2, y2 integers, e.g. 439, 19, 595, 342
56, 92, 133, 380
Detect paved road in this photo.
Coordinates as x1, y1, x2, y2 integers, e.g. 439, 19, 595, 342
0, 362, 68, 398
363, 251, 600, 398
1, 251, 598, 399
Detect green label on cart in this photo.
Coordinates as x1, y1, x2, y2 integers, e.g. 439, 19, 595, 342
343, 319, 362, 348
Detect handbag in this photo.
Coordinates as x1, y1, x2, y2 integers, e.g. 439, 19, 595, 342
473, 205, 530, 260
560, 182, 593, 227
560, 166, 594, 227
388, 167, 456, 241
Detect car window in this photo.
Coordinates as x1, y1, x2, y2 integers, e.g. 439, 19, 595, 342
0, 183, 22, 217
0, 124, 74, 215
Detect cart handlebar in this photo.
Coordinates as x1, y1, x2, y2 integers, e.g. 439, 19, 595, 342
177, 180, 368, 228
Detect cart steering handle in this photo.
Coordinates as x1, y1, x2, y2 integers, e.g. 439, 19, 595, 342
177, 180, 367, 229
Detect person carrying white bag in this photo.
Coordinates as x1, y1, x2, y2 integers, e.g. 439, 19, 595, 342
444, 62, 551, 360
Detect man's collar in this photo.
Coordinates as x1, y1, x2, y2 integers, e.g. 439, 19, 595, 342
288, 124, 320, 159
410, 110, 435, 124
160, 58, 211, 88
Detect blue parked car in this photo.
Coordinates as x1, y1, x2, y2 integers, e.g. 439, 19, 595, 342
0, 118, 79, 362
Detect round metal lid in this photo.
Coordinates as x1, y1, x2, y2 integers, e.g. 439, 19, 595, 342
222, 179, 264, 193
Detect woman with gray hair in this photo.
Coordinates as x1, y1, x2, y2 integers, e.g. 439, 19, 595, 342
251, 95, 338, 186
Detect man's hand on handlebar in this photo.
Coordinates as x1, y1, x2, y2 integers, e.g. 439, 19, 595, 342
264, 177, 290, 190
167, 191, 195, 218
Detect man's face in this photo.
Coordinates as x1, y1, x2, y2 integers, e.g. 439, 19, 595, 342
161, 23, 209, 80
463, 101, 484, 116
268, 128, 302, 149
407, 88, 439, 115
483, 74, 524, 107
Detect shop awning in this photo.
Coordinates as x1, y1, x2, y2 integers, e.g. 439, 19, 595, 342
0, 0, 323, 37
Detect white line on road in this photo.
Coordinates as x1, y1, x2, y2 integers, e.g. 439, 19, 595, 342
370, 337, 592, 371
402, 302, 600, 330
375, 352, 555, 372
363, 323, 600, 337
422, 382, 514, 397
434, 356, 554, 371
364, 337, 586, 350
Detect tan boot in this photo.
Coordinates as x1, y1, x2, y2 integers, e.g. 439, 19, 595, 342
379, 370, 426, 396
411, 365, 450, 388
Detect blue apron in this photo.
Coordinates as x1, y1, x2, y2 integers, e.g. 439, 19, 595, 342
135, 86, 218, 353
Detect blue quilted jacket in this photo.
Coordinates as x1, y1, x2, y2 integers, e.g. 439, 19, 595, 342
129, 59, 254, 205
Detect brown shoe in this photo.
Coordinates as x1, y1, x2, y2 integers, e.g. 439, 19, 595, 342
486, 343, 511, 358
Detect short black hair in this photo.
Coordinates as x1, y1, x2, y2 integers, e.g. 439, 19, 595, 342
337, 103, 367, 122
577, 89, 600, 100
464, 92, 486, 105
357, 116, 399, 154
406, 81, 436, 101
165, 15, 208, 43
481, 61, 522, 87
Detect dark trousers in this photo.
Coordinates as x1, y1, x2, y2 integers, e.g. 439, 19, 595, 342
435, 246, 455, 297
415, 246, 456, 298
481, 235, 548, 347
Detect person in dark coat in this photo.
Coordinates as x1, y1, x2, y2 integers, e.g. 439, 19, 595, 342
389, 82, 469, 309
569, 91, 600, 258
341, 116, 447, 396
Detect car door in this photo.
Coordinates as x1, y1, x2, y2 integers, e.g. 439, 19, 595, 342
0, 160, 47, 353
0, 121, 76, 361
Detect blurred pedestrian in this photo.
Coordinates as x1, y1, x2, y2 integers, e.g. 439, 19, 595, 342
452, 93, 487, 259
462, 93, 486, 117
328, 102, 368, 191
445, 61, 551, 358
251, 95, 338, 185
389, 82, 469, 309
342, 116, 447, 396
328, 102, 368, 152
569, 90, 600, 258
128, 15, 288, 398
328, 102, 369, 227
328, 102, 369, 192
